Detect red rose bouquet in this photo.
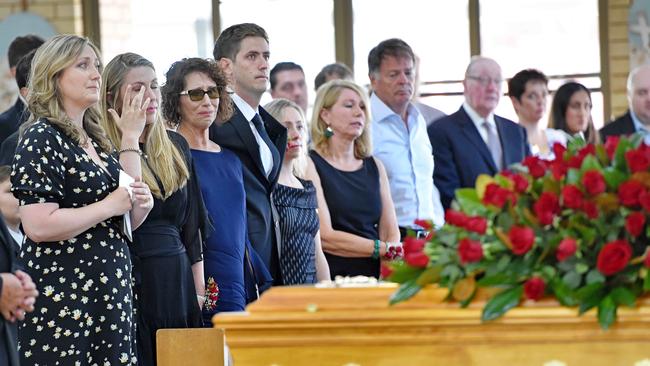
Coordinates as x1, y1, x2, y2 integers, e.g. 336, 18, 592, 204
386, 135, 650, 329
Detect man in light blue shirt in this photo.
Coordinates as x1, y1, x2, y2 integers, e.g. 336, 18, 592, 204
368, 39, 445, 233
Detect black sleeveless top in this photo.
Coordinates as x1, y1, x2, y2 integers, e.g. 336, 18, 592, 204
309, 151, 381, 279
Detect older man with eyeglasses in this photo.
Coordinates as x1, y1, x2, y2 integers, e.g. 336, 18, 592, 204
427, 56, 531, 209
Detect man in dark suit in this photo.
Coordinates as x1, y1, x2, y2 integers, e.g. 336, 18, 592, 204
0, 35, 44, 146
0, 214, 37, 365
600, 64, 650, 142
427, 56, 530, 209
210, 23, 287, 285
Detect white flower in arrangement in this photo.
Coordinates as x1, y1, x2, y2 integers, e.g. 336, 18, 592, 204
635, 359, 650, 366
543, 360, 567, 366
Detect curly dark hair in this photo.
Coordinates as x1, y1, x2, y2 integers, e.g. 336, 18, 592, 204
161, 58, 233, 126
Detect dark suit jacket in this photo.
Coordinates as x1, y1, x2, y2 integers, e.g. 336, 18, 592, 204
0, 131, 19, 166
0, 99, 27, 147
0, 216, 21, 366
427, 106, 530, 209
599, 111, 636, 142
209, 105, 287, 282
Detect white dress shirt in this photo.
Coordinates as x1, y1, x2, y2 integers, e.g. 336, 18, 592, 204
462, 101, 498, 144
370, 93, 445, 228
232, 93, 274, 177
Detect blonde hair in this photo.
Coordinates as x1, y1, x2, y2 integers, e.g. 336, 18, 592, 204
264, 98, 307, 178
100, 52, 189, 200
310, 79, 372, 159
22, 34, 111, 152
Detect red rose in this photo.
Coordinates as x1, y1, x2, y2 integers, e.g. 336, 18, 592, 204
524, 277, 546, 301
482, 183, 515, 208
625, 212, 646, 237
604, 136, 620, 160
644, 253, 650, 268
640, 190, 650, 212
465, 216, 487, 235
509, 225, 535, 255
556, 238, 577, 261
458, 238, 483, 264
550, 160, 568, 180
568, 144, 596, 169
625, 148, 650, 173
533, 191, 560, 226
511, 174, 529, 193
403, 237, 429, 268
445, 210, 468, 227
380, 263, 393, 279
582, 170, 606, 196
414, 219, 433, 231
552, 143, 566, 161
618, 180, 645, 207
561, 185, 584, 209
522, 156, 547, 178
581, 200, 599, 219
597, 240, 632, 276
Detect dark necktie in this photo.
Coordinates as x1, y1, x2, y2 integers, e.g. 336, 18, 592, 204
251, 113, 273, 151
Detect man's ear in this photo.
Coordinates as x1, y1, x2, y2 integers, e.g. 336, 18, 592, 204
218, 58, 234, 84
19, 87, 29, 99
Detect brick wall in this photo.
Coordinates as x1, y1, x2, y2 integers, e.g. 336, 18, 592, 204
0, 0, 83, 35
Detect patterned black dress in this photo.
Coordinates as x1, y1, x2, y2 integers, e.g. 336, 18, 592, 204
273, 179, 319, 285
12, 120, 137, 365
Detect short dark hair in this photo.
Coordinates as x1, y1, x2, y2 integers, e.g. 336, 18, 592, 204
213, 23, 268, 61
15, 49, 37, 89
367, 38, 414, 75
7, 34, 44, 68
0, 166, 10, 183
161, 58, 233, 126
508, 69, 548, 101
314, 63, 353, 91
270, 62, 304, 90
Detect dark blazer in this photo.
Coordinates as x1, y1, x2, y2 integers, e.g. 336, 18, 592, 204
0, 131, 19, 166
209, 104, 287, 282
0, 99, 27, 147
0, 216, 21, 366
599, 111, 636, 142
427, 106, 530, 209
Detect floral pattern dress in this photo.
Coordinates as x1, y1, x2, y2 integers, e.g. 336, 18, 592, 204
11, 119, 137, 365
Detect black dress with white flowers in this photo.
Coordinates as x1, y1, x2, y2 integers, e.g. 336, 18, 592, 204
11, 119, 137, 365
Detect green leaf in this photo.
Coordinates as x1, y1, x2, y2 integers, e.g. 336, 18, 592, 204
481, 285, 523, 322
644, 272, 650, 291
440, 265, 462, 283
496, 255, 511, 272
575, 282, 605, 314
612, 137, 633, 170
566, 168, 581, 185
586, 269, 606, 284
542, 265, 557, 279
602, 167, 627, 190
552, 278, 578, 306
611, 287, 636, 307
580, 154, 603, 173
415, 266, 442, 286
575, 262, 589, 274
597, 295, 617, 330
455, 188, 486, 215
477, 273, 517, 287
562, 270, 582, 289
389, 279, 422, 305
386, 263, 424, 283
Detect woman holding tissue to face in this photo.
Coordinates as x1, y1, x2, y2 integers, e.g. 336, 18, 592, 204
12, 35, 152, 365
100, 53, 210, 365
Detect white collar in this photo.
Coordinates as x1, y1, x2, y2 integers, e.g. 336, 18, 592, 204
231, 93, 259, 122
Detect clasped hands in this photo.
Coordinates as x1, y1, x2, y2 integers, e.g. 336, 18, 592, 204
0, 270, 38, 322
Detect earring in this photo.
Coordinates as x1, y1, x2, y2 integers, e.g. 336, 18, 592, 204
325, 125, 334, 138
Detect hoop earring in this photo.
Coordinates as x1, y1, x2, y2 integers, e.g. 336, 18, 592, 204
325, 125, 334, 138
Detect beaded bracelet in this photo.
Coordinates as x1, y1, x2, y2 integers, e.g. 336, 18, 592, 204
372, 239, 380, 259
119, 148, 147, 159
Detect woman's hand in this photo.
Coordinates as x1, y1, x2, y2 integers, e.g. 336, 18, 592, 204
108, 84, 150, 141
130, 180, 154, 210
103, 187, 133, 217
14, 270, 38, 315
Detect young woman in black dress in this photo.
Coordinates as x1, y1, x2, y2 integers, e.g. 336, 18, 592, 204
100, 53, 210, 365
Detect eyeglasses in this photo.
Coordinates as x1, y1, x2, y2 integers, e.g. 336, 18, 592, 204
467, 75, 503, 86
179, 86, 220, 101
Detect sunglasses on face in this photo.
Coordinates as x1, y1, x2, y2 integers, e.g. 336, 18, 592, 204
179, 86, 220, 101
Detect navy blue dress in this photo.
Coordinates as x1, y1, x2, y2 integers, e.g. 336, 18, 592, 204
192, 148, 272, 324
273, 180, 319, 285
309, 151, 382, 279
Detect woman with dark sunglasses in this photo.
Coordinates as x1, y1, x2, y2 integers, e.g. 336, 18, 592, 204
163, 58, 272, 322
100, 53, 212, 365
